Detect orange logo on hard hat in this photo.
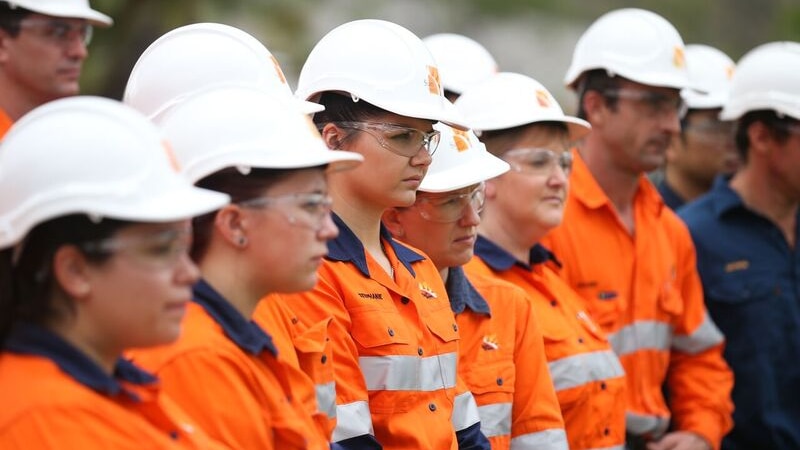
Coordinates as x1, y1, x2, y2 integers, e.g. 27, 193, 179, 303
426, 66, 441, 95
672, 46, 685, 68
725, 65, 735, 80
162, 140, 181, 172
535, 89, 551, 108
452, 128, 471, 152
269, 55, 287, 85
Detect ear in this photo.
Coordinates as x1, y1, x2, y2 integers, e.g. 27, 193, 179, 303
484, 179, 499, 200
214, 204, 249, 248
52, 246, 92, 299
582, 90, 607, 127
746, 121, 771, 158
381, 208, 406, 238
665, 134, 682, 163
320, 123, 346, 150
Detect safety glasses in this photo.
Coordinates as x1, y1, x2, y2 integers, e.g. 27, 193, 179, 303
414, 183, 486, 223
603, 88, 688, 118
19, 18, 93, 46
238, 192, 334, 231
504, 148, 573, 177
333, 121, 441, 157
80, 227, 192, 269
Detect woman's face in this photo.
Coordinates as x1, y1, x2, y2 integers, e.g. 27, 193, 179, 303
490, 126, 572, 239
81, 220, 199, 350
238, 168, 338, 294
327, 113, 435, 210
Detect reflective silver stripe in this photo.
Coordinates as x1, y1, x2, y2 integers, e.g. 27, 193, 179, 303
316, 381, 336, 419
477, 402, 511, 437
548, 350, 625, 391
672, 312, 724, 354
510, 428, 569, 450
452, 391, 481, 431
359, 352, 458, 391
626, 411, 669, 438
332, 401, 373, 442
607, 321, 671, 356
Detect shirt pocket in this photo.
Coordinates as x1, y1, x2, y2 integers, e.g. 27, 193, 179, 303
425, 303, 461, 346
350, 307, 412, 350
465, 359, 516, 398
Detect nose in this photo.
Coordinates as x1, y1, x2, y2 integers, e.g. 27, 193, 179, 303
317, 212, 340, 241
64, 35, 89, 60
459, 202, 482, 227
176, 252, 201, 285
410, 146, 433, 167
660, 109, 682, 135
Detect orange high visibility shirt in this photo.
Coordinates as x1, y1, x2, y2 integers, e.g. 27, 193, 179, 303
254, 296, 337, 440
129, 280, 329, 450
273, 215, 484, 450
466, 239, 627, 450
446, 267, 568, 450
0, 324, 229, 449
541, 151, 734, 448
0, 108, 12, 138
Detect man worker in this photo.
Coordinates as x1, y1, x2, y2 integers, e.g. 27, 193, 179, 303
542, 8, 734, 450
680, 41, 800, 450
658, 44, 739, 210
0, 0, 112, 136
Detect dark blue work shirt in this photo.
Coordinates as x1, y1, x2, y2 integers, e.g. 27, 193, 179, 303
657, 180, 686, 211
678, 177, 800, 450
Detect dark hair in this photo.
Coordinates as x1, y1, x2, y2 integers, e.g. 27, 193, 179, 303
575, 69, 621, 120
311, 92, 388, 127
735, 110, 794, 163
191, 167, 296, 262
0, 2, 32, 37
0, 214, 128, 344
480, 121, 569, 157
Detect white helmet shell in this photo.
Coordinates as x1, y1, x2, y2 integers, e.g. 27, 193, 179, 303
456, 72, 591, 141
0, 97, 229, 248
123, 23, 322, 121
5, 0, 112, 26
156, 84, 363, 184
296, 19, 468, 129
419, 122, 509, 193
720, 41, 800, 121
564, 8, 690, 90
422, 33, 498, 95
681, 44, 736, 109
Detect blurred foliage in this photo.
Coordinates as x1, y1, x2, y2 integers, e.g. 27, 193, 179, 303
81, 0, 800, 100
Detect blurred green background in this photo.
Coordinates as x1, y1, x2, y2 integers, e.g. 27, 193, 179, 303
84, 0, 800, 111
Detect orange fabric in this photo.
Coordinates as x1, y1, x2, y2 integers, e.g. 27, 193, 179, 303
457, 271, 566, 450
540, 150, 734, 448
129, 302, 328, 450
465, 255, 626, 450
0, 352, 228, 449
254, 296, 337, 439
275, 235, 464, 450
0, 108, 12, 138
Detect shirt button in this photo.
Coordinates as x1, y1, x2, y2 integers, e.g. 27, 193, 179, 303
291, 317, 298, 324
321, 355, 328, 364
496, 378, 503, 386
388, 328, 395, 337
604, 427, 610, 436
169, 431, 179, 440
428, 403, 437, 412
401, 297, 410, 305
550, 299, 557, 307
418, 347, 424, 356
600, 382, 607, 390
452, 324, 458, 332
577, 337, 584, 344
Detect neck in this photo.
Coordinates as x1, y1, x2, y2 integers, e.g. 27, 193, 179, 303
0, 79, 45, 121
478, 207, 543, 265
48, 314, 119, 374
664, 166, 711, 203
330, 188, 386, 253
730, 164, 798, 247
438, 266, 450, 283
199, 249, 263, 319
579, 141, 641, 213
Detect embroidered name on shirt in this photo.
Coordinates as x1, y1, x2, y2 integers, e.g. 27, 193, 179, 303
597, 290, 618, 300
481, 334, 499, 351
358, 292, 383, 300
724, 260, 749, 273
418, 282, 438, 299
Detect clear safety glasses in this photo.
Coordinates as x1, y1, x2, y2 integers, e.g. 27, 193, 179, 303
414, 183, 486, 223
682, 119, 736, 143
603, 88, 688, 119
333, 121, 441, 157
238, 192, 334, 231
504, 148, 573, 177
19, 18, 93, 46
80, 227, 192, 269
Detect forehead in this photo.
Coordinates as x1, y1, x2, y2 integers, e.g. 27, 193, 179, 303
685, 108, 722, 122
418, 183, 479, 199
23, 13, 87, 25
617, 79, 681, 97
375, 111, 436, 131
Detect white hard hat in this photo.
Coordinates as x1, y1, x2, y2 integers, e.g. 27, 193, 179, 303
456, 72, 591, 141
123, 23, 322, 121
564, 8, 690, 90
419, 122, 509, 193
4, 0, 112, 27
422, 33, 498, 95
296, 19, 468, 129
156, 84, 364, 184
0, 97, 229, 248
720, 41, 800, 121
681, 44, 736, 109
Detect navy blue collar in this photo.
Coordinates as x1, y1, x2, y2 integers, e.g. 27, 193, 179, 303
327, 213, 426, 278
446, 266, 490, 316
708, 175, 749, 218
474, 235, 559, 271
4, 323, 155, 400
656, 180, 685, 211
192, 279, 277, 357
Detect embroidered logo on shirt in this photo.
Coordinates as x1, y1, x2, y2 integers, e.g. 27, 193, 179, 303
597, 290, 618, 300
724, 260, 749, 273
358, 292, 383, 300
481, 334, 499, 351
418, 282, 438, 299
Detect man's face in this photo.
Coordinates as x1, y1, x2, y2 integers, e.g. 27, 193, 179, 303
0, 14, 90, 106
667, 109, 739, 185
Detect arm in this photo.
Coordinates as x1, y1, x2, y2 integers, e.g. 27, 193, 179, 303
453, 380, 491, 450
